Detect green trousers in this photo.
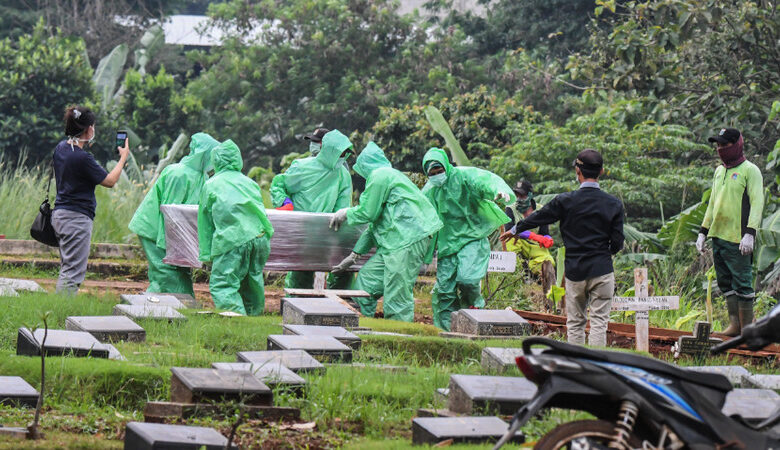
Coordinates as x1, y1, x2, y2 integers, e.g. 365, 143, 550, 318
138, 236, 194, 296
354, 237, 429, 322
432, 237, 490, 331
712, 237, 755, 301
284, 271, 353, 290
210, 236, 270, 316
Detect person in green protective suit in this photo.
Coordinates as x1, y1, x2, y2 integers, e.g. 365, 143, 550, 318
422, 147, 516, 331
328, 142, 443, 322
198, 140, 274, 316
128, 133, 220, 296
269, 129, 354, 290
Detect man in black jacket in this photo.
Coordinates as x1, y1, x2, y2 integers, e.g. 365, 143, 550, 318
500, 149, 624, 347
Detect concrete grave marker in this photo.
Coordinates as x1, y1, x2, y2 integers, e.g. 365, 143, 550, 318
742, 374, 780, 391
686, 365, 751, 387
676, 321, 722, 356
237, 350, 324, 373
0, 278, 44, 293
121, 293, 185, 309
722, 388, 780, 424
16, 328, 114, 359
481, 347, 541, 374
212, 362, 306, 393
267, 335, 352, 362
144, 291, 200, 308
449, 309, 530, 337
113, 304, 185, 321
282, 297, 359, 327
412, 417, 524, 445
448, 374, 537, 415
170, 367, 272, 406
124, 421, 235, 450
65, 315, 146, 342
0, 376, 39, 407
283, 324, 361, 350
612, 268, 679, 352
0, 285, 17, 297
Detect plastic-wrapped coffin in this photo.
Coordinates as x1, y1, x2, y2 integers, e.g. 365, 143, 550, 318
160, 205, 373, 271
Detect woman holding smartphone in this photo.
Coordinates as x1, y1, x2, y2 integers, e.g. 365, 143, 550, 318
52, 105, 130, 294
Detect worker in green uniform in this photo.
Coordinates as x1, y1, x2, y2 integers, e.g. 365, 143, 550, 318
328, 142, 443, 322
696, 128, 764, 336
198, 140, 274, 316
269, 129, 354, 289
128, 132, 220, 296
422, 147, 516, 330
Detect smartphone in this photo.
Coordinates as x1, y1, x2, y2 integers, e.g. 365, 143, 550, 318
116, 131, 128, 149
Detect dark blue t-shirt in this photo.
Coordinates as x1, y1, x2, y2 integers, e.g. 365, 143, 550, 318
53, 140, 109, 220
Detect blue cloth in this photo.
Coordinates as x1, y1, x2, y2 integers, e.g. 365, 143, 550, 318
53, 140, 108, 220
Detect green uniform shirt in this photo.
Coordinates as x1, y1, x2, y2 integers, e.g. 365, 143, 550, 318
701, 160, 764, 244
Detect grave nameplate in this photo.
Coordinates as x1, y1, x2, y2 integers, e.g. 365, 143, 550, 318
124, 421, 235, 450
481, 347, 524, 373
65, 316, 146, 342
283, 324, 361, 350
450, 310, 530, 337
266, 335, 352, 363
144, 292, 200, 308
212, 362, 306, 393
121, 293, 185, 309
448, 374, 537, 415
0, 278, 44, 292
282, 298, 359, 327
686, 365, 751, 387
237, 350, 324, 373
742, 374, 780, 391
16, 328, 111, 358
170, 367, 272, 406
0, 376, 39, 407
677, 321, 722, 356
113, 304, 186, 321
722, 388, 780, 423
412, 417, 524, 445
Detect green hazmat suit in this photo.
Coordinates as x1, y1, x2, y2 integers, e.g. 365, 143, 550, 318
269, 130, 354, 290
421, 147, 516, 330
346, 142, 443, 322
128, 133, 220, 295
198, 139, 274, 316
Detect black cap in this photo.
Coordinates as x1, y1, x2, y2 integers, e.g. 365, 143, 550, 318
513, 180, 533, 196
708, 128, 740, 145
573, 149, 603, 171
304, 128, 329, 143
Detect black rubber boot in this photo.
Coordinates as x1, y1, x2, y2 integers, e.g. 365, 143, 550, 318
738, 300, 754, 331
721, 295, 741, 336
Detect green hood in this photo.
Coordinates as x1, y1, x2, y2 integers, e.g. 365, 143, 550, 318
317, 130, 353, 170
354, 142, 392, 179
180, 132, 220, 174
212, 139, 243, 173
422, 147, 453, 175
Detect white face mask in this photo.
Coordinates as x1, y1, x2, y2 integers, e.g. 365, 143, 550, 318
309, 142, 321, 155
429, 173, 447, 187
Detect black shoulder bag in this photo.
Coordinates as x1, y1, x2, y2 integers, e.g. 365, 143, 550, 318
30, 160, 59, 247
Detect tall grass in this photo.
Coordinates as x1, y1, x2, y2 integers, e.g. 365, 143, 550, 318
0, 163, 146, 244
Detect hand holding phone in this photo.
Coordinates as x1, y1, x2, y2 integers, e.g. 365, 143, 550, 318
116, 131, 129, 160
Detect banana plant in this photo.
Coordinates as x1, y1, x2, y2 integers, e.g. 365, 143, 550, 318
93, 44, 128, 111
424, 106, 471, 167
657, 189, 711, 249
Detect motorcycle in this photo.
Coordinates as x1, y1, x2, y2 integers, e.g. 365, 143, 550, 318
493, 303, 780, 449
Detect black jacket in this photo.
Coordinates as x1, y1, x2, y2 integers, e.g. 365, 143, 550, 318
513, 185, 624, 281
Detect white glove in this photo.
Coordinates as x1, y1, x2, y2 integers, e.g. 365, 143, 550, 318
494, 192, 510, 204
332, 252, 359, 273
329, 208, 349, 231
695, 233, 706, 254
739, 233, 754, 255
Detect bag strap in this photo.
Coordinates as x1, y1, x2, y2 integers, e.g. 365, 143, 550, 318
44, 156, 54, 202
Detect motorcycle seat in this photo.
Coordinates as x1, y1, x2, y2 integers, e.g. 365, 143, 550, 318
523, 337, 733, 392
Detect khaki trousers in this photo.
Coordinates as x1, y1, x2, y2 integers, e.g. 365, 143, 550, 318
565, 272, 614, 347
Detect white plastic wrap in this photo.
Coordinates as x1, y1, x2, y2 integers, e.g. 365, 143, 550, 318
160, 204, 202, 268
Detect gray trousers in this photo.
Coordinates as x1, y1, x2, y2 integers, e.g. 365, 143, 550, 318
565, 272, 615, 347
52, 209, 93, 295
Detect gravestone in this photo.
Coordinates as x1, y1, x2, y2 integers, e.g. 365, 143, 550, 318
449, 309, 531, 337
0, 285, 17, 297
0, 376, 39, 407
676, 321, 722, 356
742, 374, 780, 391
481, 348, 524, 374
686, 365, 751, 387
212, 362, 306, 393
281, 297, 359, 327
352, 330, 412, 337
144, 292, 200, 308
266, 335, 352, 363
113, 304, 186, 321
0, 278, 44, 293
722, 389, 780, 423
121, 293, 185, 309
170, 367, 272, 406
16, 328, 111, 359
412, 417, 524, 445
124, 421, 235, 449
65, 316, 146, 342
236, 350, 324, 373
283, 324, 361, 350
448, 374, 537, 415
